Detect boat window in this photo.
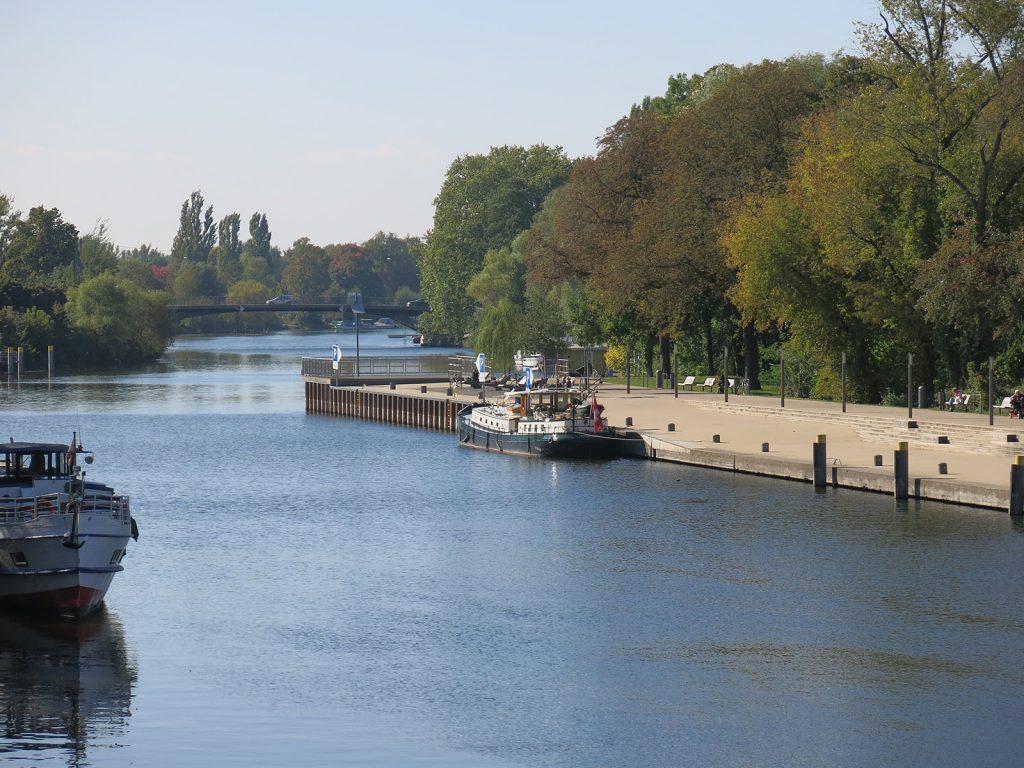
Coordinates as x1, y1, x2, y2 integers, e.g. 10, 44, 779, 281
110, 549, 123, 565
11, 552, 28, 567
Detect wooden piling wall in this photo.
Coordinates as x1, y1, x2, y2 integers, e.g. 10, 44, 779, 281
304, 381, 462, 431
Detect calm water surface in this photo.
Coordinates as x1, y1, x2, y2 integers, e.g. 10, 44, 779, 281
1, 331, 1023, 767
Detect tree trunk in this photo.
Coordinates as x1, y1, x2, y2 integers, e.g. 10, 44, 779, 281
704, 316, 715, 376
644, 334, 656, 376
743, 322, 761, 390
660, 335, 672, 377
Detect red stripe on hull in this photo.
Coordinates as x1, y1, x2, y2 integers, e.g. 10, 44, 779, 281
0, 585, 107, 618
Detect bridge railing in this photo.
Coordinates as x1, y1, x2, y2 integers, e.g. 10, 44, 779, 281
301, 356, 444, 378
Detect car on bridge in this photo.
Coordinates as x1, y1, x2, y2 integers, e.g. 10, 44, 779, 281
266, 294, 295, 305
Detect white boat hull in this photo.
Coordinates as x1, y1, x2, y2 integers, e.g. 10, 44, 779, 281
0, 512, 132, 617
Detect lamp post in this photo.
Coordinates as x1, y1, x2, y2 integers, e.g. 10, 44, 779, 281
348, 292, 365, 378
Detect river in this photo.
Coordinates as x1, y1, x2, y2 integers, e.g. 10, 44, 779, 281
1, 330, 1023, 768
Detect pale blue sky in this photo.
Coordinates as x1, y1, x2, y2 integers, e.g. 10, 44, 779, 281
3, 0, 879, 253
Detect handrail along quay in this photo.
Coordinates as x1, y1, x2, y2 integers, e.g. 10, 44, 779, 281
302, 356, 469, 430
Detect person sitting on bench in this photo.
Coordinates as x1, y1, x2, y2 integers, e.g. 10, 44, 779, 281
946, 387, 963, 411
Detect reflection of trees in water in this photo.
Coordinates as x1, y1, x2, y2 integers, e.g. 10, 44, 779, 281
0, 607, 137, 767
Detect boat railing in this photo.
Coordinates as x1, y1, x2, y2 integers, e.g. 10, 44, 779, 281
0, 493, 62, 523
82, 495, 132, 522
0, 493, 131, 524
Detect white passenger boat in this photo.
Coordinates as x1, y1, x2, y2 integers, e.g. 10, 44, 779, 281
0, 437, 138, 617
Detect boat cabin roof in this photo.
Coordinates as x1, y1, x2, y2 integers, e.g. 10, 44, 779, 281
3, 442, 70, 454
503, 388, 579, 407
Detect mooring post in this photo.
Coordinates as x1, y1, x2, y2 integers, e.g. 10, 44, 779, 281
1010, 456, 1024, 516
894, 441, 909, 500
47, 345, 54, 378
813, 434, 827, 488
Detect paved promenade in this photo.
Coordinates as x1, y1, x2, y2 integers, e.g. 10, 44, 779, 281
589, 385, 1023, 512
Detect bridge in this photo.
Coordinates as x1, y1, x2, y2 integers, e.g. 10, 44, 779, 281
169, 302, 424, 322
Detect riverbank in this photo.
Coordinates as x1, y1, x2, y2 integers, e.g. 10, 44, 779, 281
307, 379, 1024, 513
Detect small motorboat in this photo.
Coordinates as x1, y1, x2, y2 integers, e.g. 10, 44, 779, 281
0, 436, 138, 617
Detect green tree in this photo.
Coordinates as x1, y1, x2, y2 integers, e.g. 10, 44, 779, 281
0, 194, 19, 260
65, 274, 172, 363
173, 261, 223, 302
466, 246, 526, 308
226, 279, 279, 331
362, 231, 421, 300
212, 213, 243, 285
0, 306, 55, 360
0, 206, 80, 284
421, 144, 572, 339
240, 213, 279, 285
170, 191, 216, 265
283, 238, 331, 301
473, 298, 524, 374
79, 223, 119, 281
858, 0, 1024, 243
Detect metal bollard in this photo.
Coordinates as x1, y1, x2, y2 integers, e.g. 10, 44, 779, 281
1010, 456, 1024, 516
667, 423, 675, 432
762, 442, 769, 452
625, 417, 633, 427
874, 455, 883, 466
938, 462, 948, 475
894, 442, 909, 499
813, 434, 827, 488
712, 434, 721, 443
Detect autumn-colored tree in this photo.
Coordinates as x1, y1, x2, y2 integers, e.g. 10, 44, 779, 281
326, 242, 383, 300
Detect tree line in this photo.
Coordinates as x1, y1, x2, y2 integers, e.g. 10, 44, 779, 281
0, 188, 422, 368
418, 0, 1024, 403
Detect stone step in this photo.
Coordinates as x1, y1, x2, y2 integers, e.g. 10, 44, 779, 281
690, 401, 1024, 457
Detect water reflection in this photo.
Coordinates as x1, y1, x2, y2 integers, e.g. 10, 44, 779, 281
0, 609, 137, 766
0, 331, 464, 415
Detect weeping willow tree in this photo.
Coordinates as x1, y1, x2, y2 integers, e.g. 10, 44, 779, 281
472, 298, 523, 374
